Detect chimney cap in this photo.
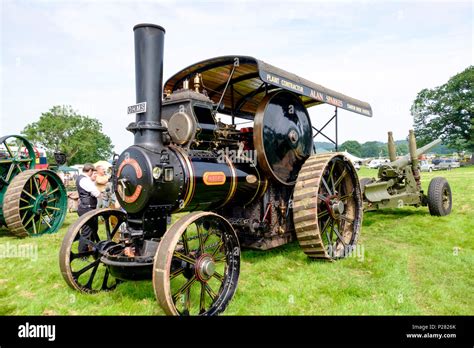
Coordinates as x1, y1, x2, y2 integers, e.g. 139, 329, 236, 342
133, 23, 166, 33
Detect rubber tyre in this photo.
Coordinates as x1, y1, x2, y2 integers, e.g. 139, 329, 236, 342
427, 177, 452, 216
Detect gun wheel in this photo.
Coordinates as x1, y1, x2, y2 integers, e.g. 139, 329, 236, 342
153, 212, 240, 316
59, 208, 126, 293
427, 177, 452, 216
293, 153, 363, 260
3, 169, 67, 237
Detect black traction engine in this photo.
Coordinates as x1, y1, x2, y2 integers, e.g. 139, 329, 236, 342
60, 23, 372, 315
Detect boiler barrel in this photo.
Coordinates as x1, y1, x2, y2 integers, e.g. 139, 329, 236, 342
171, 147, 266, 212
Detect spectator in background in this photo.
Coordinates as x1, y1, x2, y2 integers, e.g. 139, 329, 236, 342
76, 163, 100, 253
95, 165, 109, 208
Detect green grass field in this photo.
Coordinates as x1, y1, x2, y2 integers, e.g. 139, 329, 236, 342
1, 167, 473, 315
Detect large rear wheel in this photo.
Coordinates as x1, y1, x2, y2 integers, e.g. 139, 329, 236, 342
293, 153, 363, 260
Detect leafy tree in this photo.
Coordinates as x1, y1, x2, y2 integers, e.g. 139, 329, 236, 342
360, 141, 383, 158
411, 66, 473, 151
340, 140, 362, 157
22, 105, 114, 164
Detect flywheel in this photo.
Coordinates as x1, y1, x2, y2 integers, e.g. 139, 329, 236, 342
293, 153, 363, 260
253, 90, 313, 185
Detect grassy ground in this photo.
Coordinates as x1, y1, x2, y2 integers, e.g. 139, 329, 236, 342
0, 166, 473, 315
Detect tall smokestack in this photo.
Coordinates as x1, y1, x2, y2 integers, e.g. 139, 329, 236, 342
128, 23, 166, 147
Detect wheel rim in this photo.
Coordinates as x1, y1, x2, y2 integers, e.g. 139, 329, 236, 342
154, 212, 240, 316
442, 187, 451, 211
0, 135, 36, 185
59, 208, 127, 293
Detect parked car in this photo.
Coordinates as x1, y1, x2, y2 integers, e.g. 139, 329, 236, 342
435, 159, 460, 170
420, 160, 435, 172
368, 159, 389, 169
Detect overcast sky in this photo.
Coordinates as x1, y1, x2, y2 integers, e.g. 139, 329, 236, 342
1, 0, 472, 154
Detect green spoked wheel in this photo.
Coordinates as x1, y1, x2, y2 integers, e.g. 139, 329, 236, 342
3, 169, 67, 237
0, 135, 36, 188
153, 212, 240, 316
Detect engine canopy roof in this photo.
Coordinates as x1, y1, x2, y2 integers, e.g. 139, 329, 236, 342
164, 56, 372, 120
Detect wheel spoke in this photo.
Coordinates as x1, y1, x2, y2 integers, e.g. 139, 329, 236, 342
182, 230, 190, 255
4, 142, 14, 157
104, 217, 111, 240
36, 213, 43, 234
73, 259, 100, 278
46, 206, 61, 211
33, 177, 41, 194
24, 214, 35, 228
19, 204, 34, 211
339, 190, 354, 201
42, 215, 52, 229
5, 164, 15, 182
172, 276, 196, 303
197, 224, 205, 254
333, 169, 347, 191
333, 224, 347, 247
22, 189, 36, 200
170, 267, 185, 280
328, 160, 337, 193
173, 251, 196, 265
85, 262, 100, 289
101, 268, 111, 290
213, 254, 226, 263
204, 283, 217, 301
321, 176, 332, 195
317, 210, 328, 218
48, 187, 59, 196
184, 286, 191, 314
339, 215, 354, 224
211, 240, 224, 257
16, 140, 24, 157
70, 250, 94, 260
213, 271, 224, 283
199, 282, 206, 314
31, 217, 38, 234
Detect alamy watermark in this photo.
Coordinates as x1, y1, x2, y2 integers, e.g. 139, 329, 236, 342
216, 145, 257, 165
0, 242, 38, 262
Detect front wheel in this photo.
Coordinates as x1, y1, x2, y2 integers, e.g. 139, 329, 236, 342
427, 177, 452, 216
153, 212, 240, 316
59, 208, 127, 293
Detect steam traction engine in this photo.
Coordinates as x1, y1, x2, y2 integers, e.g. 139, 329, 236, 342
0, 135, 67, 237
59, 24, 372, 315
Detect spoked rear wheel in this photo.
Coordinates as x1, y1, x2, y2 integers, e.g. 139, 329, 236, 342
59, 208, 127, 293
293, 153, 363, 260
153, 212, 240, 316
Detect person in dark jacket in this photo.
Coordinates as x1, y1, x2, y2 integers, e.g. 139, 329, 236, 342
76, 163, 101, 253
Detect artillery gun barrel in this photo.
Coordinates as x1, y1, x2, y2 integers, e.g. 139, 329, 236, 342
390, 138, 441, 168
387, 131, 397, 162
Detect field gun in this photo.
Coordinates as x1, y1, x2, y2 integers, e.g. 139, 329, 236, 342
360, 130, 452, 216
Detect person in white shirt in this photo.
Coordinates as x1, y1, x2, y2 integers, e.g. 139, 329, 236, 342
76, 164, 101, 253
